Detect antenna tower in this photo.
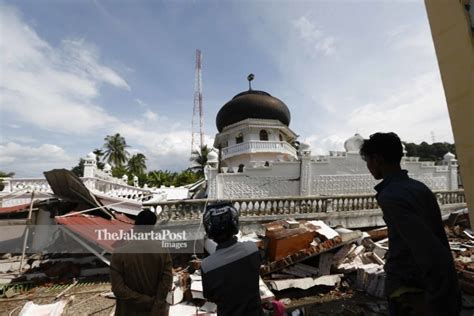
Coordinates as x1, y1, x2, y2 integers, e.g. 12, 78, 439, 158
191, 49, 204, 154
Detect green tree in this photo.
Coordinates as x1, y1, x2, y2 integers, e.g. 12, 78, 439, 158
127, 153, 147, 176
112, 165, 128, 179
403, 142, 418, 157
71, 159, 85, 177
404, 141, 456, 161
175, 169, 201, 187
103, 133, 130, 167
0, 171, 14, 178
93, 148, 105, 170
190, 145, 211, 175
147, 170, 176, 187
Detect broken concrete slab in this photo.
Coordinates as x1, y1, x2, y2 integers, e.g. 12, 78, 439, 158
306, 220, 340, 240
267, 274, 343, 291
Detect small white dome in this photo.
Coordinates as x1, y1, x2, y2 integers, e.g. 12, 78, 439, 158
344, 134, 364, 153
208, 150, 218, 163
443, 152, 455, 160
104, 163, 112, 172
86, 152, 96, 160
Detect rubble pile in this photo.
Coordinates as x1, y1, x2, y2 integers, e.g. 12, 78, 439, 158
446, 221, 474, 295
166, 219, 388, 314
3, 210, 474, 315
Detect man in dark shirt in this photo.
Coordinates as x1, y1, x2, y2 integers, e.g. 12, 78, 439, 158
360, 132, 460, 316
201, 202, 262, 316
110, 210, 173, 316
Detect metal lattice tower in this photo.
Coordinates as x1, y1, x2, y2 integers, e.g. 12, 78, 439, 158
191, 49, 204, 154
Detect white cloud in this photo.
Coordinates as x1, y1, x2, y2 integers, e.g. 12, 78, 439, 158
0, 142, 75, 177
346, 71, 453, 143
0, 5, 203, 175
302, 134, 346, 155
293, 16, 336, 56
143, 109, 158, 121
0, 5, 128, 134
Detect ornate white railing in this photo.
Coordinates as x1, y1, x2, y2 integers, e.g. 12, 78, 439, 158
144, 190, 466, 222
1, 178, 52, 193
1, 177, 152, 202
221, 141, 297, 159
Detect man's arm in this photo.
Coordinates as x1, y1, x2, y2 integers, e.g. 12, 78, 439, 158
381, 198, 458, 308
110, 253, 154, 307
155, 252, 173, 302
201, 270, 216, 302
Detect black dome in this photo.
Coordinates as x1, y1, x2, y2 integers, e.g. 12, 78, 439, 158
216, 90, 291, 132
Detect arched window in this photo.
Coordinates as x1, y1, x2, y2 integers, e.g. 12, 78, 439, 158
259, 130, 269, 141
279, 134, 283, 141
236, 133, 243, 144
238, 164, 245, 173
264, 161, 270, 167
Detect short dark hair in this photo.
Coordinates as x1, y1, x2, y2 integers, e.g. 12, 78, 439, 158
359, 132, 403, 164
135, 210, 157, 226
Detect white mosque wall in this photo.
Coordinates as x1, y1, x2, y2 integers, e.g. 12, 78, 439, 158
207, 152, 458, 199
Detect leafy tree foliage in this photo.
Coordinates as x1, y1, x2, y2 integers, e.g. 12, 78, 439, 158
70, 134, 205, 188
103, 133, 130, 167
71, 159, 85, 177
127, 153, 147, 176
403, 142, 456, 162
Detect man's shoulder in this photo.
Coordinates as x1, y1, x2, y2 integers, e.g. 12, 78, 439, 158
201, 241, 258, 273
378, 177, 433, 205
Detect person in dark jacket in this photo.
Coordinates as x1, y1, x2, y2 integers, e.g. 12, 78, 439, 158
110, 210, 173, 316
201, 202, 262, 316
360, 132, 461, 316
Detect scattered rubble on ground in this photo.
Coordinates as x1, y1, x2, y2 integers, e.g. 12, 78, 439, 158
2, 209, 474, 315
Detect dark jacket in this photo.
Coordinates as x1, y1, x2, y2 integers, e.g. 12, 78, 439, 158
375, 170, 460, 315
201, 237, 262, 316
110, 239, 173, 316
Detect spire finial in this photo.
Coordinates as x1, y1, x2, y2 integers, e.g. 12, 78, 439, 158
247, 73, 255, 90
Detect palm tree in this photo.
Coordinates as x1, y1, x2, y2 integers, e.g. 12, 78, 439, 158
127, 153, 147, 176
190, 145, 211, 174
147, 170, 176, 188
103, 133, 130, 167
93, 148, 105, 169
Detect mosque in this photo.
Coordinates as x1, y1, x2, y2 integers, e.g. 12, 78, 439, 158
205, 76, 459, 199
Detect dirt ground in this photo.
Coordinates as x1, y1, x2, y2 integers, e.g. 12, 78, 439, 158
0, 282, 115, 316
1, 281, 474, 315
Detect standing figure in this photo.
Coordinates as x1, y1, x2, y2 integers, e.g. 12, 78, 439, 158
110, 210, 173, 316
201, 202, 263, 315
360, 132, 460, 316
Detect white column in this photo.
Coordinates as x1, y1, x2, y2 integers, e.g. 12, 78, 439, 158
299, 151, 312, 196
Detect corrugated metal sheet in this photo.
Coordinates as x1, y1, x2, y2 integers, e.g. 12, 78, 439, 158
55, 214, 133, 252
44, 169, 112, 218
0, 203, 32, 214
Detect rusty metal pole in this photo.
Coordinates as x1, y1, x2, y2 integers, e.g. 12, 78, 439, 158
19, 190, 35, 273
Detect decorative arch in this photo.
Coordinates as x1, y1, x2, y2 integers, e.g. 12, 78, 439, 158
259, 130, 269, 141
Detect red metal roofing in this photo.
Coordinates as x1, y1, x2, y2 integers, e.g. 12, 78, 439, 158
55, 213, 133, 253
0, 203, 32, 214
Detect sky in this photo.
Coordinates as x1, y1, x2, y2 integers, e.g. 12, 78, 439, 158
0, 0, 454, 177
